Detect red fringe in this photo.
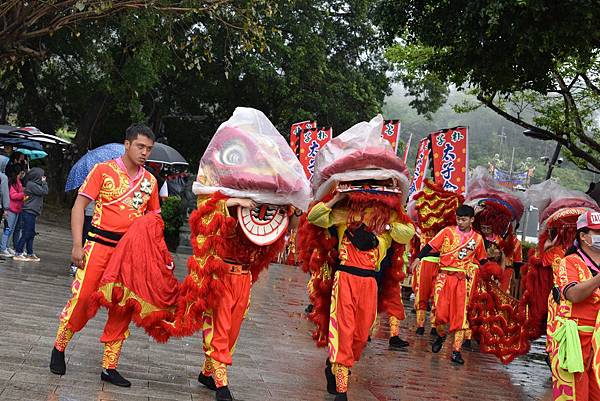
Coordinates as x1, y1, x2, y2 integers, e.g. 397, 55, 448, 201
468, 262, 530, 364
518, 249, 554, 339
414, 179, 464, 236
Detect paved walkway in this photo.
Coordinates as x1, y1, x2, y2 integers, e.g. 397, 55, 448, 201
0, 220, 553, 401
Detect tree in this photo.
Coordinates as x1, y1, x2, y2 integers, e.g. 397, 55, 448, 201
375, 0, 600, 173
2, 0, 390, 164
0, 1, 232, 65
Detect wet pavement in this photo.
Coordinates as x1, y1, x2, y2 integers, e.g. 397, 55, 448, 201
0, 220, 553, 401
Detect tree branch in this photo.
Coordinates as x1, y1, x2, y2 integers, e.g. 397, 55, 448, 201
553, 70, 600, 155
581, 73, 600, 96
477, 94, 600, 171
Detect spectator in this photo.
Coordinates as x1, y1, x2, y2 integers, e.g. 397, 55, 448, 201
13, 167, 48, 262
0, 165, 24, 257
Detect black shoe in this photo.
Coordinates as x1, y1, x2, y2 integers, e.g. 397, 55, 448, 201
305, 304, 314, 314
389, 336, 409, 349
451, 351, 465, 364
430, 327, 438, 336
416, 327, 425, 335
198, 373, 217, 391
367, 335, 371, 342
462, 339, 472, 350
325, 365, 338, 395
334, 393, 348, 401
432, 335, 446, 353
216, 386, 233, 401
50, 347, 66, 375
100, 369, 131, 387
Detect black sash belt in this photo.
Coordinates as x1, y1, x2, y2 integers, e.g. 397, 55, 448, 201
86, 226, 126, 248
337, 265, 377, 278
89, 226, 125, 241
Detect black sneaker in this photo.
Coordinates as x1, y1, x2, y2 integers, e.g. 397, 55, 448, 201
389, 336, 410, 349
100, 369, 131, 387
325, 365, 338, 395
305, 304, 314, 314
216, 386, 233, 401
462, 339, 472, 350
415, 327, 425, 335
430, 327, 438, 336
451, 351, 465, 365
432, 335, 446, 353
49, 347, 66, 375
198, 373, 217, 391
334, 393, 348, 401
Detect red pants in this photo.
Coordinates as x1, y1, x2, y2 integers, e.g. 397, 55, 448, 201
413, 259, 439, 312
202, 273, 252, 365
433, 271, 469, 333
328, 270, 377, 368
58, 240, 132, 343
550, 330, 600, 400
499, 267, 514, 293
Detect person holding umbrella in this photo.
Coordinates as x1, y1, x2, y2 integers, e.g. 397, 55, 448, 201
50, 124, 160, 387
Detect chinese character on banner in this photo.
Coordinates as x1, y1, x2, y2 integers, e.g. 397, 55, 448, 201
430, 127, 468, 194
289, 120, 317, 157
381, 120, 401, 152
408, 137, 431, 200
298, 126, 332, 179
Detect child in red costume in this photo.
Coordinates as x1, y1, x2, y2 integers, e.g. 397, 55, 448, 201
412, 204, 487, 364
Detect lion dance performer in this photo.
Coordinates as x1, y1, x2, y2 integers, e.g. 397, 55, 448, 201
410, 179, 464, 336
547, 210, 600, 400
467, 167, 525, 295
90, 108, 311, 401
412, 203, 488, 364
298, 115, 415, 401
521, 181, 599, 340
463, 167, 529, 363
50, 124, 160, 387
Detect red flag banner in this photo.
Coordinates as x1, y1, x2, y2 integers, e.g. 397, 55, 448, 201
381, 119, 401, 152
290, 120, 317, 156
430, 127, 468, 194
299, 126, 332, 179
408, 137, 431, 200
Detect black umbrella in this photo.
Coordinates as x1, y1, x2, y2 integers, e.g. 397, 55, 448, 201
147, 143, 188, 166
9, 126, 71, 147
0, 134, 44, 151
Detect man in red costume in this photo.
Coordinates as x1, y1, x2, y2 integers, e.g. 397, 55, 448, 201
308, 186, 415, 401
548, 211, 600, 400
412, 204, 487, 364
410, 180, 463, 335
50, 124, 159, 387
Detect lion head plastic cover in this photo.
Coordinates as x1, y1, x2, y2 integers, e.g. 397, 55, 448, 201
312, 115, 410, 202
193, 107, 312, 211
526, 179, 599, 224
465, 166, 525, 221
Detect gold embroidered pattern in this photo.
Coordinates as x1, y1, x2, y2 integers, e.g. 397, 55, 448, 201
102, 339, 123, 369
54, 321, 74, 352
332, 363, 349, 393
212, 359, 228, 388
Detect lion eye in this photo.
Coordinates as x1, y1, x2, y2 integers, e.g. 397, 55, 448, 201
218, 140, 246, 166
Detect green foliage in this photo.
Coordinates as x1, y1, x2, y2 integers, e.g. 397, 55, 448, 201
376, 1, 600, 173
161, 196, 183, 251
2, 0, 391, 167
